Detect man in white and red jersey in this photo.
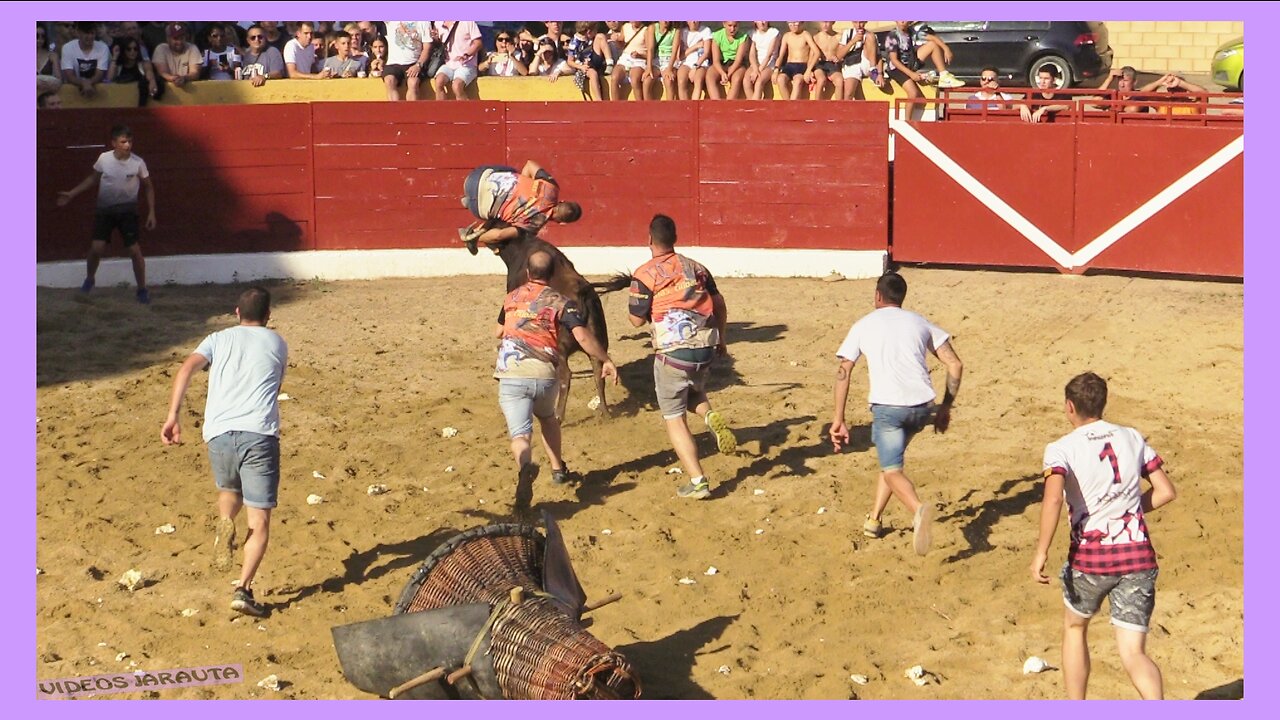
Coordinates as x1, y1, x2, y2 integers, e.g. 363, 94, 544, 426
627, 213, 736, 501
1031, 371, 1177, 700
495, 250, 616, 517
830, 271, 964, 556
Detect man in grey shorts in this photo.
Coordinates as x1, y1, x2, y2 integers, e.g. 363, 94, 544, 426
627, 214, 736, 500
161, 287, 288, 618
1031, 372, 1178, 699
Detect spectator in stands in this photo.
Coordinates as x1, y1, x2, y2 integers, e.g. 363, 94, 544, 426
38, 90, 62, 108
1147, 73, 1209, 115
311, 33, 329, 71
368, 36, 388, 78
707, 20, 750, 100
284, 22, 330, 78
37, 24, 62, 96
61, 22, 110, 98
480, 30, 529, 77
610, 20, 649, 101
883, 21, 963, 115
109, 37, 162, 105
746, 21, 780, 100
342, 22, 368, 60
966, 66, 1016, 110
431, 21, 483, 100
773, 21, 819, 100
323, 33, 369, 78
811, 21, 844, 100
201, 25, 241, 80
1020, 66, 1072, 123
52, 22, 79, 53
257, 21, 289, 53
676, 21, 712, 100
107, 22, 154, 62
240, 25, 286, 86
644, 21, 680, 100
837, 21, 881, 100
566, 22, 610, 100
540, 20, 571, 57
383, 21, 432, 101
152, 23, 201, 90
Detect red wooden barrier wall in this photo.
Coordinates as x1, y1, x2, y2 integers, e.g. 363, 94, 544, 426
892, 121, 1242, 276
36, 102, 889, 263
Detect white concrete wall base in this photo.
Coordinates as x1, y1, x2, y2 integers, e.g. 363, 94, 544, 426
37, 247, 888, 288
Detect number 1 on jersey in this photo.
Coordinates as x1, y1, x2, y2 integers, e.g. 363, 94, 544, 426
1099, 442, 1121, 484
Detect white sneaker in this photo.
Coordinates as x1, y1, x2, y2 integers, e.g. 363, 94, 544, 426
937, 71, 965, 88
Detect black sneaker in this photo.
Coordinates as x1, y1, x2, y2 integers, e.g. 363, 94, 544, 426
230, 586, 267, 617
514, 462, 539, 511
550, 466, 574, 486
136, 288, 151, 305
80, 278, 95, 293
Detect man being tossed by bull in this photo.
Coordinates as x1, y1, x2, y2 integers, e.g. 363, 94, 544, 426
460, 160, 583, 255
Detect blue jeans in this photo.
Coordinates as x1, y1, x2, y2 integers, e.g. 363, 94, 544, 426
497, 378, 558, 438
870, 403, 933, 471
208, 431, 280, 509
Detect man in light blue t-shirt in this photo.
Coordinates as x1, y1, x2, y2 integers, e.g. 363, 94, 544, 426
162, 287, 288, 618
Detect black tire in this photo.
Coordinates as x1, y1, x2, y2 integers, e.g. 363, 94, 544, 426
1238, 69, 1243, 93
1028, 54, 1073, 88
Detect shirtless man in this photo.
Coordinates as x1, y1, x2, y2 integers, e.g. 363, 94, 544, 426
810, 21, 844, 101
772, 21, 820, 100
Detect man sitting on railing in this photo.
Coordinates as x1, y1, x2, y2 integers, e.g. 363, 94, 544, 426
1019, 66, 1071, 123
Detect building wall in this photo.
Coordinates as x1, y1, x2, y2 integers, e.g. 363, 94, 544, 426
1104, 21, 1243, 74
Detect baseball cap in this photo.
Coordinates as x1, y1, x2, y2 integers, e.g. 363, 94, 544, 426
166, 23, 187, 38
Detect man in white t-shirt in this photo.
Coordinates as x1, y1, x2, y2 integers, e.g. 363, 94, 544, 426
383, 21, 433, 101
60, 22, 110, 97
55, 124, 157, 304
1030, 372, 1176, 699
162, 287, 289, 619
830, 271, 964, 555
283, 22, 331, 79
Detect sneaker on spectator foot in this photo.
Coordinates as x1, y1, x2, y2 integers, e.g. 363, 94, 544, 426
230, 586, 268, 617
677, 478, 711, 500
937, 71, 965, 88
704, 411, 737, 454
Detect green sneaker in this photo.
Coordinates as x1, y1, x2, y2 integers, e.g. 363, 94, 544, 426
704, 411, 736, 454
677, 479, 710, 500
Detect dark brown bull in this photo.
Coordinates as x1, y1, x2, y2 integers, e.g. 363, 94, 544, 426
494, 231, 630, 421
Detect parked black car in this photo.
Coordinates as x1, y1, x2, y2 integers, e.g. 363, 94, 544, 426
912, 21, 1112, 87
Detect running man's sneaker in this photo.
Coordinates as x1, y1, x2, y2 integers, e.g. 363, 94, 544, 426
550, 466, 574, 486
136, 288, 151, 304
704, 411, 737, 454
937, 71, 965, 88
230, 586, 268, 617
862, 515, 883, 539
213, 517, 237, 570
677, 479, 711, 500
912, 505, 934, 556
80, 278, 95, 293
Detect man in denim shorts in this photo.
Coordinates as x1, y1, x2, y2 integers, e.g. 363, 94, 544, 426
495, 251, 616, 517
1031, 372, 1177, 699
830, 271, 964, 555
161, 287, 288, 618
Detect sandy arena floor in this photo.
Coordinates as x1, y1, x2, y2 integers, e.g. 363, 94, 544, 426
35, 268, 1243, 699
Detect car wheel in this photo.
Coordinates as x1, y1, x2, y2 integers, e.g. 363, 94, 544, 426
1029, 54, 1073, 88
1238, 69, 1243, 93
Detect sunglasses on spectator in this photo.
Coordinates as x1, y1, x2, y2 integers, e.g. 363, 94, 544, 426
980, 76, 997, 83
496, 36, 512, 41
248, 34, 264, 40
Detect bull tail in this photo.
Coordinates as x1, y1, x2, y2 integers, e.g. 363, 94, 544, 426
590, 272, 632, 295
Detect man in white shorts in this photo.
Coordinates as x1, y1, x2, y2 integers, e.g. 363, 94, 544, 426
830, 271, 964, 555
1030, 372, 1177, 699
838, 21, 881, 100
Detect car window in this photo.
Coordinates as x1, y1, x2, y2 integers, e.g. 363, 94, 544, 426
921, 21, 985, 33
985, 21, 1051, 31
